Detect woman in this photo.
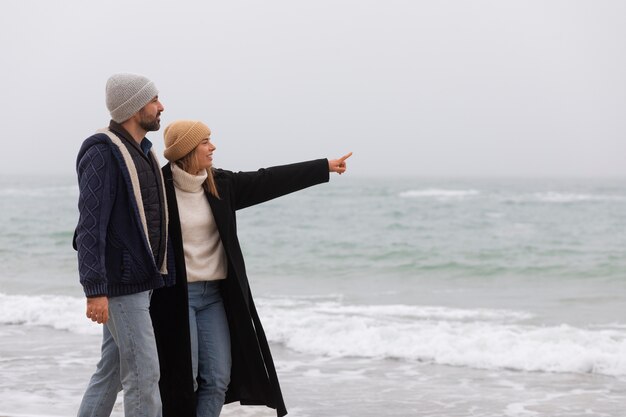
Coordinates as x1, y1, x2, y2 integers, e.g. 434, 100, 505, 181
150, 120, 351, 417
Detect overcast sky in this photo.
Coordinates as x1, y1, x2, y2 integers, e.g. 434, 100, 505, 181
1, 0, 624, 178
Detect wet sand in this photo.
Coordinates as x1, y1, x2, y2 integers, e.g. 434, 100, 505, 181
2, 324, 626, 417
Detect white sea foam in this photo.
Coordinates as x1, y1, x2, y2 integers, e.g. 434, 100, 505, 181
258, 298, 626, 377
302, 302, 533, 322
0, 185, 78, 198
0, 293, 99, 335
532, 192, 626, 203
0, 412, 68, 417
3, 293, 626, 377
499, 191, 626, 204
397, 188, 626, 204
398, 188, 480, 199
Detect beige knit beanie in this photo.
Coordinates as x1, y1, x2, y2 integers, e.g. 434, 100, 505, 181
106, 73, 159, 123
163, 120, 212, 162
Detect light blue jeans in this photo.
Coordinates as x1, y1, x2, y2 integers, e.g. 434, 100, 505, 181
188, 281, 231, 417
77, 291, 162, 417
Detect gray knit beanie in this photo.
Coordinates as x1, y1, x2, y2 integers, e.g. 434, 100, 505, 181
105, 73, 159, 123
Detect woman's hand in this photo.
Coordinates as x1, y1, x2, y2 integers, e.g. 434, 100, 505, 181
328, 152, 353, 174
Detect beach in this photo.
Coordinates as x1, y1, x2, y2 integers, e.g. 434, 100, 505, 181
1, 175, 625, 416
2, 323, 626, 417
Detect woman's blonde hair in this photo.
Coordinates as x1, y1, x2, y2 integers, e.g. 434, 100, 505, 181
174, 149, 220, 199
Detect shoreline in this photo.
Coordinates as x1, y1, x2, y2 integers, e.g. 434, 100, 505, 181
1, 324, 626, 416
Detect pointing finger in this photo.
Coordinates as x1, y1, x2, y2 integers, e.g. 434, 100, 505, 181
339, 152, 353, 162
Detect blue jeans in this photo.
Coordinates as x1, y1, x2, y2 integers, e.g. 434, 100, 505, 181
188, 281, 231, 417
77, 291, 162, 417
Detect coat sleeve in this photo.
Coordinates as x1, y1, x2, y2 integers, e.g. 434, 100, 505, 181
75, 143, 115, 297
228, 158, 330, 211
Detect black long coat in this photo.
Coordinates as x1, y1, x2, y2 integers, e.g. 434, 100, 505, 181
150, 159, 330, 417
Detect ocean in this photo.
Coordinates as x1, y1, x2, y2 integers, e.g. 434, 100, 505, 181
1, 173, 625, 417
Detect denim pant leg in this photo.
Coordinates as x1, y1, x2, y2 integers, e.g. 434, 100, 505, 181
108, 291, 163, 417
188, 281, 231, 417
77, 324, 123, 417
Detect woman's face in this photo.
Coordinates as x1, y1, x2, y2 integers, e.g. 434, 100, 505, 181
194, 136, 216, 172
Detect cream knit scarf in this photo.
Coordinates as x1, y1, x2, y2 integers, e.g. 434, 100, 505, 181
97, 128, 169, 274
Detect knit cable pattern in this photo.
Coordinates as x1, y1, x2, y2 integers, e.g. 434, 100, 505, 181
76, 144, 108, 290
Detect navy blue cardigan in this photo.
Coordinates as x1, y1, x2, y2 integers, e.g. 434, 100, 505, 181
74, 132, 172, 297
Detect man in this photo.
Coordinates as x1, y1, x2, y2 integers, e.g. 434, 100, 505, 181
73, 73, 169, 417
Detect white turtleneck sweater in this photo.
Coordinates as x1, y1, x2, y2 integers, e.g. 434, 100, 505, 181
171, 163, 227, 282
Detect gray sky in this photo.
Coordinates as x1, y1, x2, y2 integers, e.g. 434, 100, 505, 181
1, 0, 624, 177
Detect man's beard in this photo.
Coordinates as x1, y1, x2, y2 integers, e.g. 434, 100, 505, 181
138, 110, 161, 132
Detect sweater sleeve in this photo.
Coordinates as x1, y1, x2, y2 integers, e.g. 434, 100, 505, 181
75, 143, 115, 297
229, 158, 330, 211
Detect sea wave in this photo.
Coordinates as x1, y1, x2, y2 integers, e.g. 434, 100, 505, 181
0, 186, 78, 198
399, 189, 480, 199
259, 298, 626, 377
2, 293, 625, 377
398, 188, 626, 204
531, 192, 626, 203
0, 293, 99, 335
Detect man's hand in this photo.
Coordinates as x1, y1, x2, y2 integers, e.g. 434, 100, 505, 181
328, 152, 353, 174
86, 296, 109, 324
